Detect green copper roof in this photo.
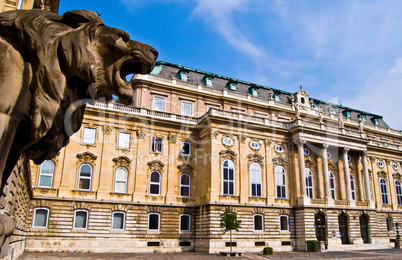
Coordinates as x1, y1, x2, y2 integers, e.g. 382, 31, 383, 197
155, 61, 383, 119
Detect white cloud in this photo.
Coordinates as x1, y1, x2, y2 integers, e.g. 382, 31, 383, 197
192, 0, 266, 61
345, 57, 402, 130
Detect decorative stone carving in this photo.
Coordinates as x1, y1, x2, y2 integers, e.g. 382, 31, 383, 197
76, 152, 97, 166
147, 160, 165, 172
137, 130, 147, 139
219, 150, 237, 162
168, 134, 177, 144
338, 111, 345, 128
112, 156, 132, 169
248, 153, 264, 165
272, 157, 288, 168
393, 172, 402, 181
211, 131, 219, 139
0, 10, 158, 196
238, 135, 247, 144
177, 163, 194, 174
377, 171, 387, 179
103, 126, 113, 135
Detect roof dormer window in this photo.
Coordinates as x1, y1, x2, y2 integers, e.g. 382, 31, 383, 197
178, 71, 189, 82
343, 111, 352, 118
248, 87, 259, 97
273, 94, 281, 101
227, 82, 238, 91
203, 76, 214, 87
371, 118, 380, 126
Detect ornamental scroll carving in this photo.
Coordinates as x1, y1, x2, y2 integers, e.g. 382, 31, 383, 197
147, 160, 165, 172
112, 156, 132, 169
76, 152, 97, 166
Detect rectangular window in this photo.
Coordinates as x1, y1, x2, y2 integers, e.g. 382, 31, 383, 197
254, 214, 263, 231
153, 96, 165, 111
151, 137, 163, 153
118, 132, 131, 149
33, 208, 49, 228
112, 212, 125, 230
180, 142, 191, 156
280, 215, 289, 231
180, 214, 191, 232
74, 210, 88, 229
181, 101, 193, 116
148, 213, 160, 231
82, 127, 96, 144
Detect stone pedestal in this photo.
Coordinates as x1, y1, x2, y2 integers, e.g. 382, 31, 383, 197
317, 241, 326, 252
395, 239, 402, 249
297, 196, 311, 206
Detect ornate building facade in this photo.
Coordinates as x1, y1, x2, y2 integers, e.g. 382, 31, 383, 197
26, 61, 402, 253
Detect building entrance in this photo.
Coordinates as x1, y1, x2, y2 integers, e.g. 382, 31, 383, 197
360, 215, 370, 244
338, 214, 349, 244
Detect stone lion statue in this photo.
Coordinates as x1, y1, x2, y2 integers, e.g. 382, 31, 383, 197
0, 10, 158, 191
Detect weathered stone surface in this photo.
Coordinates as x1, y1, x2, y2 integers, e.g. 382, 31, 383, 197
0, 9, 158, 191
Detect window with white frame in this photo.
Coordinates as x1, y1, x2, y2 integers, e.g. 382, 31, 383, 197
38, 160, 54, 188
118, 132, 131, 149
114, 167, 128, 194
204, 77, 214, 87
386, 217, 393, 231
250, 163, 262, 197
303, 148, 310, 156
250, 141, 260, 150
275, 166, 286, 199
305, 168, 313, 198
180, 141, 191, 156
112, 211, 125, 230
151, 137, 163, 153
329, 172, 336, 199
222, 160, 235, 195
32, 208, 49, 228
180, 174, 191, 197
73, 210, 89, 229
395, 180, 402, 206
180, 214, 191, 232
181, 101, 193, 116
254, 214, 264, 231
82, 127, 96, 144
152, 96, 165, 111
77, 164, 92, 191
148, 213, 160, 231
380, 178, 389, 204
149, 171, 161, 195
179, 71, 189, 81
350, 174, 356, 200
280, 215, 289, 231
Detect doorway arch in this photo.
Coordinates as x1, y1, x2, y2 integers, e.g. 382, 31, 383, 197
315, 213, 326, 242
359, 214, 370, 244
338, 213, 350, 244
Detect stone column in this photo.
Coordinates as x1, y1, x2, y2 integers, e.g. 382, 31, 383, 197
295, 139, 310, 205
343, 147, 354, 206
322, 143, 333, 205
361, 151, 371, 201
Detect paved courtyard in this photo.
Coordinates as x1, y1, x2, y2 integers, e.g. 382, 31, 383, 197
18, 249, 402, 259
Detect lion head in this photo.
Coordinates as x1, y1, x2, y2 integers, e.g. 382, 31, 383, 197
0, 9, 158, 166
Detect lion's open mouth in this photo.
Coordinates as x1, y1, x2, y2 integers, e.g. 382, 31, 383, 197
120, 60, 147, 82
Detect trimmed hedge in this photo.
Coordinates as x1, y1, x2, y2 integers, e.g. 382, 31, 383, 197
306, 240, 317, 252
263, 247, 273, 255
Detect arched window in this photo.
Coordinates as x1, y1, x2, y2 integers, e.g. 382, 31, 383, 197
329, 172, 335, 199
149, 171, 161, 195
253, 214, 264, 231
222, 160, 235, 195
350, 174, 355, 200
77, 164, 92, 191
73, 210, 89, 229
180, 174, 191, 197
275, 166, 286, 199
250, 163, 262, 197
112, 211, 125, 230
395, 180, 402, 206
32, 207, 49, 228
114, 167, 128, 194
380, 178, 389, 204
38, 160, 54, 188
305, 168, 313, 198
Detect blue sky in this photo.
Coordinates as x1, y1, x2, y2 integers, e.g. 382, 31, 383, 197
59, 0, 402, 130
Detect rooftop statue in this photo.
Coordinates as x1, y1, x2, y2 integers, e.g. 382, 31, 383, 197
0, 9, 157, 196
